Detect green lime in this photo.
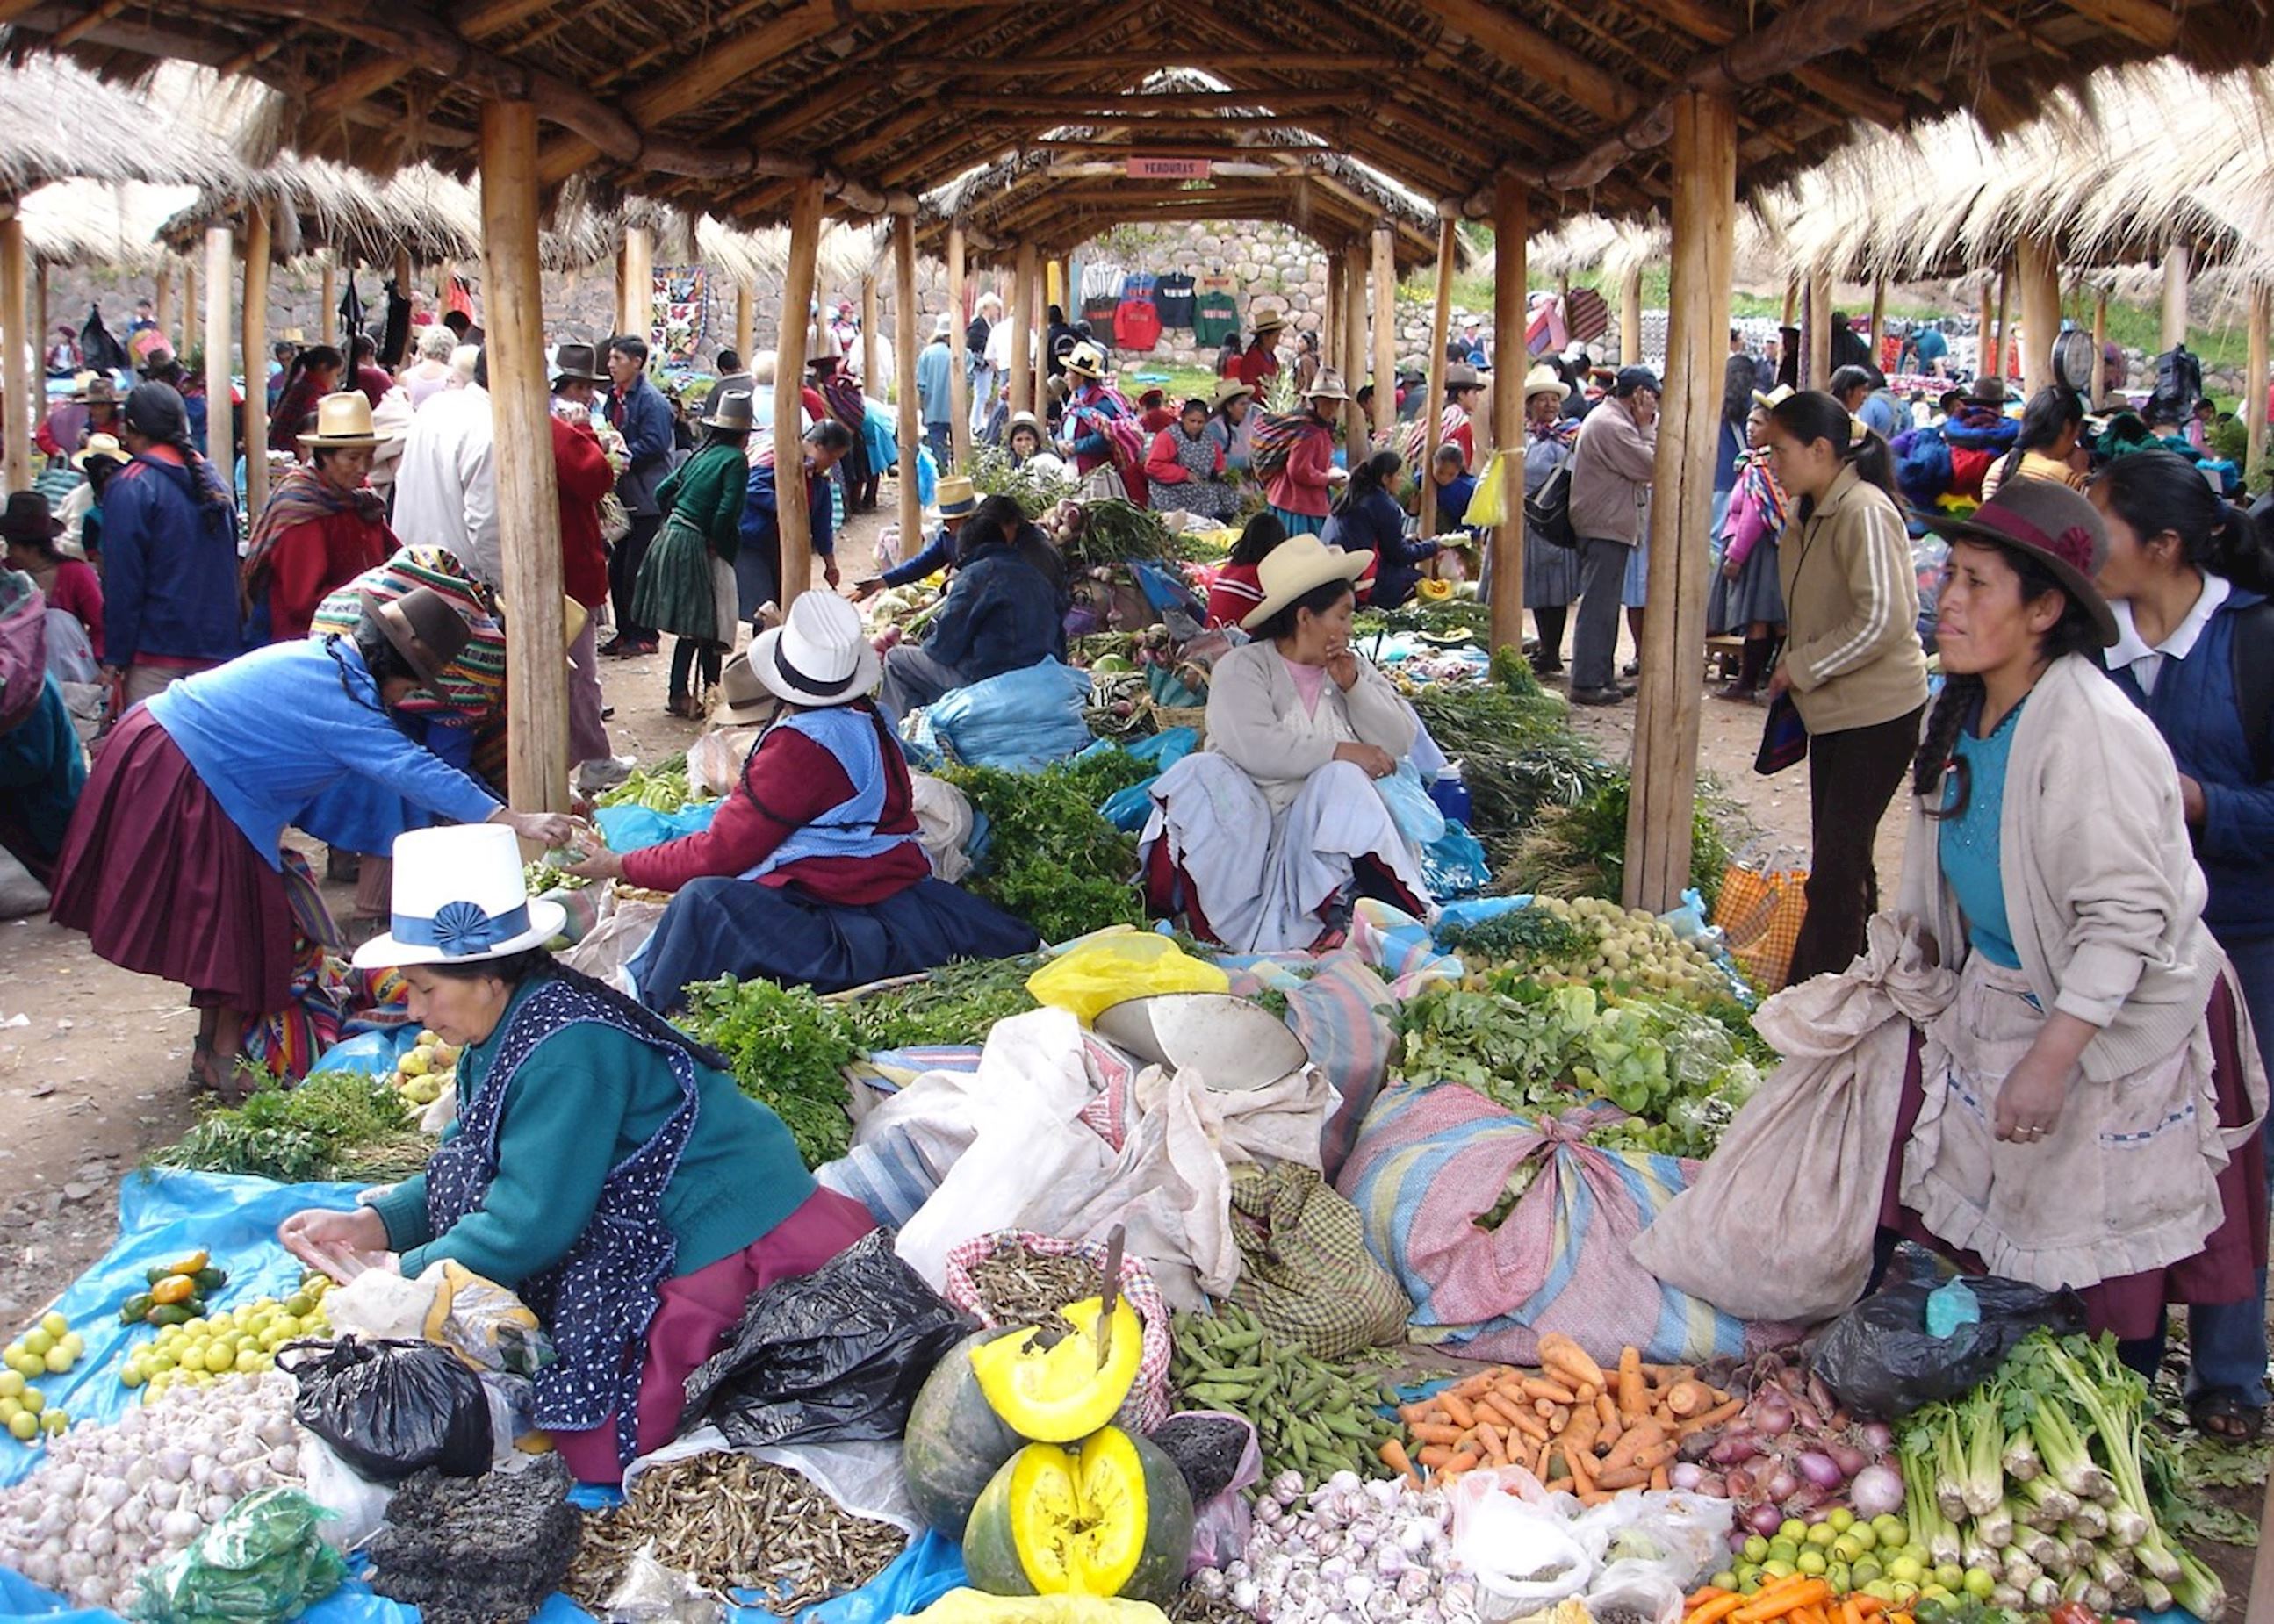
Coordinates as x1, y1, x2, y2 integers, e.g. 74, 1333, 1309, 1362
1933, 1564, 1964, 1591
1779, 1519, 1809, 1542
1712, 1573, 1739, 1592
1797, 1550, 1828, 1577
5, 1412, 33, 1441
38, 1313, 67, 1340
19, 1330, 51, 1359
1744, 1536, 1770, 1563
1826, 1509, 1855, 1534
1807, 1522, 1840, 1549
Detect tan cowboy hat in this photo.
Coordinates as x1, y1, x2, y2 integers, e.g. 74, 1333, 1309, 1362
1522, 363, 1565, 402
717, 651, 784, 722
71, 433, 127, 471
934, 475, 979, 519
298, 392, 383, 449
71, 372, 119, 406
1062, 340, 1109, 378
359, 586, 472, 690
1210, 381, 1254, 412
1250, 310, 1288, 334
1303, 368, 1351, 404
1240, 535, 1371, 632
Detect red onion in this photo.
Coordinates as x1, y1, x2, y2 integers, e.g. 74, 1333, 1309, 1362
1670, 1462, 1706, 1492
1752, 1399, 1794, 1437
1745, 1504, 1786, 1537
1709, 1435, 1759, 1466
1762, 1464, 1799, 1502
1826, 1442, 1871, 1479
1795, 1450, 1844, 1491
1859, 1420, 1895, 1452
1695, 1472, 1729, 1498
1849, 1462, 1905, 1518
1724, 1466, 1755, 1498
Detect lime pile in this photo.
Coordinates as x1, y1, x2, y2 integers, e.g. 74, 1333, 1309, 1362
125, 1274, 333, 1400
1522, 895, 1733, 1002
1709, 1513, 1999, 1610
0, 1313, 81, 1441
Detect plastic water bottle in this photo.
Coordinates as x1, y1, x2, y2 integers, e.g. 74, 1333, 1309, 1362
1428, 763, 1472, 825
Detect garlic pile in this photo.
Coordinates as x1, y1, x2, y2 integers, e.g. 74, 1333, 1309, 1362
1191, 1470, 1485, 1624
0, 1371, 303, 1614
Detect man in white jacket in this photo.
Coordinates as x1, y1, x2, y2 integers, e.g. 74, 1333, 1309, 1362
391, 348, 500, 589
1565, 365, 1659, 705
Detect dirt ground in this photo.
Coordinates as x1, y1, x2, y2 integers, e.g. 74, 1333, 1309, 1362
0, 492, 2260, 1601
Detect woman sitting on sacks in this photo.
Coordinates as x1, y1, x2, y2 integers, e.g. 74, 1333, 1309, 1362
1141, 535, 1430, 952
279, 823, 876, 1485
1881, 480, 2267, 1370
567, 593, 1036, 1010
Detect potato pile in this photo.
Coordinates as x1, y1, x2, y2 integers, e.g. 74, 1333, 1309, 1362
1526, 895, 1731, 1002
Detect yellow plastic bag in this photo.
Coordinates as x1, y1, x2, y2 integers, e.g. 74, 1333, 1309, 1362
1025, 930, 1231, 1023
918, 1591, 1169, 1624
1467, 449, 1512, 528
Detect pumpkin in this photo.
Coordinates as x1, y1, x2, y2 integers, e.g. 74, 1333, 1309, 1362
968, 1297, 1143, 1443
961, 1427, 1194, 1606
903, 1329, 1027, 1535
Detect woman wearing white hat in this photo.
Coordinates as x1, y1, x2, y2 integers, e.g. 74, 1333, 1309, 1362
1519, 363, 1582, 675
567, 593, 1036, 1008
240, 393, 397, 644
1057, 341, 1148, 505
277, 822, 878, 1486
1140, 535, 1430, 952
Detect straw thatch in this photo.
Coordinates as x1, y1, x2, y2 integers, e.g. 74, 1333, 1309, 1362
0, 57, 248, 198
13, 178, 192, 269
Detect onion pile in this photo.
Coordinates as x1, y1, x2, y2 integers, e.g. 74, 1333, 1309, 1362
0, 1372, 303, 1614
1190, 1469, 1485, 1624
1676, 1356, 1900, 1541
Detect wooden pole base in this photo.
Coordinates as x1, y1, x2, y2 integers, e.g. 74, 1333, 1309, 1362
1488, 175, 1529, 656
0, 219, 28, 497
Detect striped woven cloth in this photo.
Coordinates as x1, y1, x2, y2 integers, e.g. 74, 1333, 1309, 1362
309, 544, 506, 721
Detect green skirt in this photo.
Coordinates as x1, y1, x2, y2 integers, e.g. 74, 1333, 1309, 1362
632, 510, 732, 643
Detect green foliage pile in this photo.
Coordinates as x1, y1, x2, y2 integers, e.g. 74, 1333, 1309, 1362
152, 1071, 428, 1184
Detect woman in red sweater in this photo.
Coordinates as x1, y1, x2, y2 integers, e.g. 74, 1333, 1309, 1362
1263, 371, 1349, 537
241, 394, 394, 643
567, 594, 1037, 1011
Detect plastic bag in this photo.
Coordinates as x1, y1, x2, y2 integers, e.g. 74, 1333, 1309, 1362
1810, 1275, 2086, 1419
1100, 779, 1162, 832
281, 1336, 493, 1484
1445, 1470, 1595, 1620
1712, 844, 1809, 994
1422, 821, 1492, 899
596, 801, 722, 852
679, 1229, 975, 1448
296, 1434, 392, 1552
1469, 449, 1512, 528
1025, 931, 1231, 1024
133, 1487, 348, 1624
802, 1530, 968, 1624
421, 1260, 551, 1374
1572, 1492, 1735, 1592
1375, 761, 1448, 847
1584, 1563, 1686, 1624
921, 658, 1094, 772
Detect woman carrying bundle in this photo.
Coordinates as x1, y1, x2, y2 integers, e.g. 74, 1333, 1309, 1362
1519, 364, 1582, 677
1708, 392, 1792, 702
241, 393, 396, 644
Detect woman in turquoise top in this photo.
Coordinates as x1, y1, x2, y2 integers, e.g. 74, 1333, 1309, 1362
1935, 698, 2025, 969
278, 823, 874, 1484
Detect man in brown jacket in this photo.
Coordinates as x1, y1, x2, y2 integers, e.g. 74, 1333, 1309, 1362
1566, 367, 1659, 704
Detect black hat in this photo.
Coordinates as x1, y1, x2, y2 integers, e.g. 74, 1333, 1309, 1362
359, 587, 473, 689
0, 492, 61, 546
551, 341, 607, 384
1613, 365, 1661, 397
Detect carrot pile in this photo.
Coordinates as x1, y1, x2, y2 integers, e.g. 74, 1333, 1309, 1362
1684, 1579, 1911, 1624
1381, 1335, 1740, 1499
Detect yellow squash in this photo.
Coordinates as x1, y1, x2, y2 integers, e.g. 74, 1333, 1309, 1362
968, 1297, 1143, 1442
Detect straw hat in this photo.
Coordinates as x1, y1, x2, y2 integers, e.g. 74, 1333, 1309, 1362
1752, 384, 1795, 410
71, 433, 127, 471
72, 375, 119, 406
359, 586, 473, 690
1303, 368, 1351, 403
1063, 341, 1108, 379
1210, 381, 1254, 412
1250, 311, 1288, 335
298, 392, 383, 449
702, 387, 756, 432
935, 475, 979, 519
1522, 363, 1565, 402
751, 591, 882, 706
350, 824, 566, 970
1918, 478, 2119, 648
1240, 535, 1372, 631
1004, 410, 1044, 442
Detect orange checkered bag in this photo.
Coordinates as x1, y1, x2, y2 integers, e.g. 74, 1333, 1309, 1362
1713, 842, 1810, 994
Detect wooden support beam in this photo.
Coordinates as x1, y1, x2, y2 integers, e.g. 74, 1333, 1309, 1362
892, 50, 1404, 75
32, 264, 47, 390
181, 257, 196, 357
2054, 0, 2180, 47
1371, 225, 1397, 445
619, 226, 651, 343
50, 0, 133, 50
1992, 263, 2011, 382
393, 247, 412, 302
1781, 276, 1797, 331
2249, 292, 2269, 487
2161, 241, 2190, 352
1868, 277, 1887, 365
320, 256, 338, 344
893, 215, 922, 575
1426, 0, 1637, 121
947, 221, 970, 470
2090, 290, 2108, 403
1626, 90, 1736, 913
203, 226, 233, 475
1420, 219, 1457, 538
860, 274, 880, 392
1807, 269, 1831, 387
479, 97, 567, 815
1342, 254, 1369, 463
1323, 253, 1344, 385
1977, 279, 1996, 383
1026, 251, 1047, 413
776, 178, 824, 609
2016, 234, 2061, 400
242, 207, 272, 521
0, 218, 26, 497
155, 264, 175, 349
1619, 266, 1643, 366
736, 283, 755, 363
1009, 241, 1036, 419
1490, 173, 1529, 656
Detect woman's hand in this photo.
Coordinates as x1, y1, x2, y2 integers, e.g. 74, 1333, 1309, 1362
493, 808, 579, 848
2179, 773, 2207, 827
1326, 648, 1361, 692
1766, 661, 1793, 701
1334, 741, 1397, 780
1722, 557, 1742, 581
565, 845, 627, 882
1993, 1011, 2096, 1143
852, 577, 884, 602
278, 1207, 394, 1283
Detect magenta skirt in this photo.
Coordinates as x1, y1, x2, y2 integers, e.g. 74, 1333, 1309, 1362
47, 706, 297, 1014
1881, 974, 2270, 1340
550, 1187, 879, 1484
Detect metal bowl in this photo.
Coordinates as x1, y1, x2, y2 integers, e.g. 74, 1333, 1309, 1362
1091, 993, 1310, 1091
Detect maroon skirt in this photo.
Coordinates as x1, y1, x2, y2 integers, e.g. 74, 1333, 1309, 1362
47, 706, 297, 1014
1881, 974, 2270, 1339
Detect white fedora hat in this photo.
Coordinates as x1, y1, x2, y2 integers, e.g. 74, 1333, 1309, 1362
351, 824, 566, 969
751, 591, 882, 707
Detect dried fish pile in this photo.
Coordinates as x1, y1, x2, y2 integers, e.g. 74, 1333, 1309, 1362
1167, 1587, 1253, 1624
567, 1452, 906, 1616
967, 1239, 1103, 1328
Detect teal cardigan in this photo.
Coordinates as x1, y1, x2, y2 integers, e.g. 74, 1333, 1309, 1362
369, 981, 813, 1286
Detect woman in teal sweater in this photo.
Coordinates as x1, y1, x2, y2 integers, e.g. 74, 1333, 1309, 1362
634, 388, 755, 716
277, 823, 874, 1483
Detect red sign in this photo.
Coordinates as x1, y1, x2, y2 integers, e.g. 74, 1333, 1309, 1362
1126, 156, 1212, 180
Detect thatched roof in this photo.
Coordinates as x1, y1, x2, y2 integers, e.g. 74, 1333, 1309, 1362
6, 0, 2265, 233
13, 178, 193, 269
0, 57, 248, 198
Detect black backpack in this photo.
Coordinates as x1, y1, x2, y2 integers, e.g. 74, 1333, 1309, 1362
1525, 457, 1580, 550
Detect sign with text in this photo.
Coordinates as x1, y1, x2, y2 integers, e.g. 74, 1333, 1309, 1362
1126, 156, 1212, 180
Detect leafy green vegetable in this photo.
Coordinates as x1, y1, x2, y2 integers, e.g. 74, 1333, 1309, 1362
1430, 905, 1592, 970
837, 956, 1041, 1049
1503, 772, 1732, 915
1408, 671, 1614, 866
676, 977, 859, 1167
944, 760, 1148, 943
1062, 499, 1175, 569
969, 444, 1077, 517
594, 752, 693, 811
151, 1071, 428, 1184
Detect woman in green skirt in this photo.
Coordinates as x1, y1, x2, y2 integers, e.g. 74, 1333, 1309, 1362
634, 388, 754, 716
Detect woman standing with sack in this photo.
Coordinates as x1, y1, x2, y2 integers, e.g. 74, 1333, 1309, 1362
634, 388, 753, 718
1763, 391, 1929, 982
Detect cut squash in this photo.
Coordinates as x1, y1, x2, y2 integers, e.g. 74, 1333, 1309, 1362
968, 1297, 1142, 1443
961, 1427, 1193, 1606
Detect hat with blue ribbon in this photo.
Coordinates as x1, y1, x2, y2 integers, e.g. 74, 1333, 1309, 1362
351, 824, 567, 970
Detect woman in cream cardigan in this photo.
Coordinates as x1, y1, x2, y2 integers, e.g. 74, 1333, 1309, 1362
1885, 479, 2266, 1365
1140, 535, 1429, 952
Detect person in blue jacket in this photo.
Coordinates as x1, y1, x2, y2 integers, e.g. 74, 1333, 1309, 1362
99, 383, 243, 713
877, 494, 1064, 725
602, 335, 677, 656
2091, 448, 2274, 1440
1320, 451, 1442, 611
737, 420, 855, 623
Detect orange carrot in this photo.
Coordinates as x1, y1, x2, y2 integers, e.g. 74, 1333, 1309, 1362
1536, 1332, 1608, 1390
1734, 1583, 1829, 1624
1685, 1586, 1730, 1609
1601, 1419, 1668, 1470
1564, 1441, 1595, 1495
1649, 1462, 1670, 1491
1379, 1437, 1421, 1486
1847, 1600, 1888, 1618
1450, 1370, 1500, 1398
1541, 1475, 1573, 1494
1477, 1420, 1508, 1462
1617, 1346, 1648, 1417
1795, 1606, 1832, 1624
1840, 1599, 1865, 1624
1417, 1444, 1453, 1468
1441, 1390, 1477, 1429
1522, 1376, 1579, 1404
1593, 1464, 1648, 1490
1409, 1421, 1467, 1446
1686, 1594, 1749, 1624
1578, 1490, 1616, 1505
1441, 1450, 1478, 1475
1677, 1398, 1745, 1437
1666, 1379, 1716, 1418
1398, 1401, 1437, 1425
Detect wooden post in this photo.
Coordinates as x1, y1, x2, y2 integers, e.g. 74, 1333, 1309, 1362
776, 179, 824, 609
1054, 256, 1072, 323
155, 263, 175, 350
946, 221, 970, 469
1371, 224, 1397, 442
202, 226, 233, 476
620, 226, 652, 344
479, 98, 568, 816
1420, 217, 1457, 537
2017, 234, 2061, 400
2249, 291, 2269, 487
893, 216, 922, 569
393, 247, 412, 308
1008, 241, 1035, 418
1323, 254, 1343, 396
860, 273, 880, 392
2090, 291, 2109, 403
1781, 277, 1798, 331
1626, 90, 1736, 913
1027, 253, 1047, 406
2161, 242, 2190, 353
0, 215, 29, 496
1340, 255, 1368, 456
242, 206, 272, 521
1618, 266, 1643, 366
181, 257, 196, 356
33, 263, 47, 383
1977, 279, 1996, 383
735, 283, 755, 365
1805, 268, 1831, 387
1868, 277, 1886, 370
435, 260, 453, 318
1991, 265, 2011, 382
1490, 173, 1529, 655
320, 257, 338, 344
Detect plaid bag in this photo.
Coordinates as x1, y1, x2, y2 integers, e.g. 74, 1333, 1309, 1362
1226, 1163, 1411, 1359
1714, 844, 1810, 994
942, 1229, 1175, 1431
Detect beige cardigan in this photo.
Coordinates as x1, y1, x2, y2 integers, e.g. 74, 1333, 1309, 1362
1204, 640, 1417, 814
1779, 465, 1930, 736
1894, 652, 2218, 1082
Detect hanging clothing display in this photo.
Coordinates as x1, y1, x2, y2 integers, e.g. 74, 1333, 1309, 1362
1193, 277, 1241, 348
1115, 273, 1163, 353
1081, 261, 1123, 328
1155, 273, 1198, 329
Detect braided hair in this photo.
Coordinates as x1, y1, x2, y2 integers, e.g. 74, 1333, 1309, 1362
121, 383, 227, 512
1333, 449, 1404, 517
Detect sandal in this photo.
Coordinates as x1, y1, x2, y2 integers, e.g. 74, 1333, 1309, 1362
2188, 1387, 2265, 1440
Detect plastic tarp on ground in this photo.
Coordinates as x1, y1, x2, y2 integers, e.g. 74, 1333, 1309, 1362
0, 1171, 969, 1624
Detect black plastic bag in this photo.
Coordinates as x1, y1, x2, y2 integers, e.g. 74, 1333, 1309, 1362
79, 305, 129, 376
282, 1336, 493, 1483
1810, 1275, 2086, 1419
680, 1229, 975, 1449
